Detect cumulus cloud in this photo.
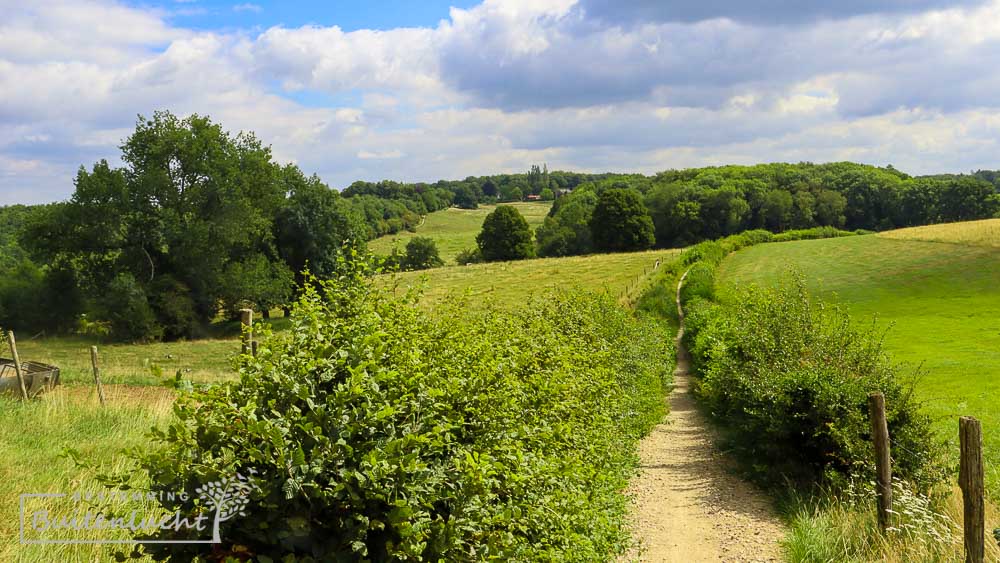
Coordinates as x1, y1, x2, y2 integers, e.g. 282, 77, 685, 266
576, 0, 989, 25
3, 0, 1000, 205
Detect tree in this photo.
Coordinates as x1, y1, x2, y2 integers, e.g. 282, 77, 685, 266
23, 111, 292, 340
499, 184, 523, 202
791, 191, 817, 229
401, 237, 444, 271
535, 190, 597, 257
453, 185, 478, 209
589, 189, 655, 252
814, 189, 847, 227
761, 190, 794, 232
275, 167, 365, 285
476, 206, 535, 261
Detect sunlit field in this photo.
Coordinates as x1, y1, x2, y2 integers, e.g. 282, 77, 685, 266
879, 218, 1000, 247
368, 202, 552, 263
718, 226, 1000, 492
386, 249, 678, 311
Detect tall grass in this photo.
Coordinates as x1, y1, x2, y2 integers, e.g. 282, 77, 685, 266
0, 390, 173, 561
783, 482, 1000, 562
879, 218, 1000, 247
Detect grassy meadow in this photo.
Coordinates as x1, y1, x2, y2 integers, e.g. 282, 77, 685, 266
718, 229, 1000, 493
385, 249, 678, 310
880, 217, 1000, 248
0, 389, 174, 561
368, 201, 552, 263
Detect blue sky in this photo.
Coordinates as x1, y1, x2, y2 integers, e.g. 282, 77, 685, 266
153, 0, 479, 32
3, 0, 1000, 204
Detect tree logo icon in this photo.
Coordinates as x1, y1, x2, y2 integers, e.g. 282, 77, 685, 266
194, 471, 255, 543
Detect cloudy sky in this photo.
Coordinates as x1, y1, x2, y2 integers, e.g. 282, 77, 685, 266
3, 0, 1000, 204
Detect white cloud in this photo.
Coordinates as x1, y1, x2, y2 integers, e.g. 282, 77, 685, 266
232, 3, 261, 13
3, 0, 1000, 205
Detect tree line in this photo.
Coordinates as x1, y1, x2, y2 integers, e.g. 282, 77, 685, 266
1, 111, 998, 341
532, 162, 1000, 258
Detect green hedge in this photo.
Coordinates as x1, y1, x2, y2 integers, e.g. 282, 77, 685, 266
668, 226, 942, 489
683, 280, 941, 488
132, 260, 672, 561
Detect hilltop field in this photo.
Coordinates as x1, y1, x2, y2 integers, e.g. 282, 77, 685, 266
367, 201, 552, 263
718, 221, 1000, 490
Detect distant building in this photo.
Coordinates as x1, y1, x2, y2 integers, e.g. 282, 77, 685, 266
525, 194, 542, 201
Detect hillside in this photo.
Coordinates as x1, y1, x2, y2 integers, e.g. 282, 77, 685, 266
717, 224, 1000, 490
386, 248, 677, 310
368, 202, 552, 263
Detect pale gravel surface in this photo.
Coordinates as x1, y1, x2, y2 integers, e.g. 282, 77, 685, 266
623, 272, 786, 562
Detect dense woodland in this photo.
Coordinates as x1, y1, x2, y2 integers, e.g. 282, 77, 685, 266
1, 111, 998, 341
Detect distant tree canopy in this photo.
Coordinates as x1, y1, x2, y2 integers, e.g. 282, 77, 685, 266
536, 162, 1000, 256
590, 189, 655, 252
477, 206, 535, 262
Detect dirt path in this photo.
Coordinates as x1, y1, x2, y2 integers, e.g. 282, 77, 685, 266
624, 272, 785, 562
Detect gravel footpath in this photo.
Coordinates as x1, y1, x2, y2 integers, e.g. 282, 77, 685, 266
622, 272, 786, 562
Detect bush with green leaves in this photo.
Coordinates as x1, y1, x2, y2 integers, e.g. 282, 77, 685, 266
454, 247, 482, 265
682, 279, 942, 488
400, 236, 444, 271
476, 205, 535, 262
131, 257, 671, 561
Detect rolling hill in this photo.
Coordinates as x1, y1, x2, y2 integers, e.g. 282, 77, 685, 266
367, 202, 552, 263
717, 224, 1000, 490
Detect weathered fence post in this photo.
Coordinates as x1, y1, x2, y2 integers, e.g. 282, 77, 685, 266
868, 392, 892, 531
960, 416, 985, 563
90, 346, 106, 406
240, 309, 254, 356
6, 331, 28, 400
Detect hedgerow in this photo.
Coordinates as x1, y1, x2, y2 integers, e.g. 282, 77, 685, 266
650, 226, 943, 489
683, 279, 942, 488
131, 257, 672, 561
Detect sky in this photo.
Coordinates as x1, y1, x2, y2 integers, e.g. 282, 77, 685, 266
3, 0, 1000, 204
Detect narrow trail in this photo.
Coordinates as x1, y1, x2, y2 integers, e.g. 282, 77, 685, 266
624, 271, 785, 562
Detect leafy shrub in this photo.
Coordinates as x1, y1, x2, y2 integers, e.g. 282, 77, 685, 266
148, 275, 200, 341
97, 273, 162, 342
455, 247, 482, 265
683, 278, 941, 488
0, 259, 82, 335
678, 262, 716, 304
400, 236, 444, 271
131, 259, 671, 561
772, 226, 857, 242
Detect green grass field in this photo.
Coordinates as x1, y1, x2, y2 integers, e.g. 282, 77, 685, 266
385, 249, 678, 311
0, 389, 173, 561
368, 202, 552, 263
718, 232, 1000, 491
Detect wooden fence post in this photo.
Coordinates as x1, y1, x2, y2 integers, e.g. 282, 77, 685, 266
960, 416, 985, 563
240, 309, 254, 356
868, 392, 892, 531
90, 346, 106, 406
6, 331, 28, 400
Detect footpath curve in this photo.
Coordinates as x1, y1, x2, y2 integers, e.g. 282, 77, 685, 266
624, 271, 785, 562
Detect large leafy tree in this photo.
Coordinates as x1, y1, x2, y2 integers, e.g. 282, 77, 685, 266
476, 206, 535, 262
275, 166, 366, 286
589, 189, 655, 252
536, 190, 597, 257
24, 111, 293, 340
